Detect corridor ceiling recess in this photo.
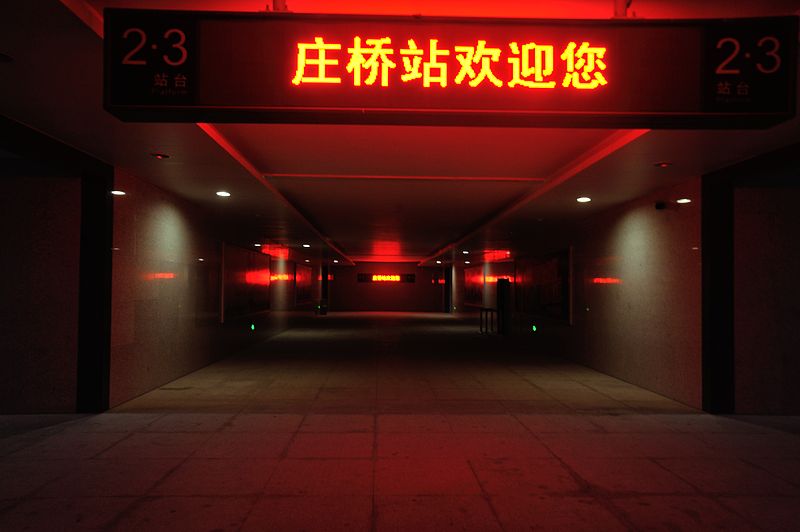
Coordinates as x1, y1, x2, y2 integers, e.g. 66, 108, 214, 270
3, 0, 799, 265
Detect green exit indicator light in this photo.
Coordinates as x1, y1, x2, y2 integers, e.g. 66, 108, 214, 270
250, 323, 255, 331
531, 325, 538, 332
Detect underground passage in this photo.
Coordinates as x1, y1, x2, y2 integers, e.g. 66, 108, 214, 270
1, 1, 800, 531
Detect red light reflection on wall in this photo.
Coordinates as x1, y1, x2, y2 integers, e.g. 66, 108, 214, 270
373, 274, 401, 282
317, 274, 335, 281
270, 273, 293, 282
486, 275, 515, 283
144, 272, 176, 281
261, 244, 289, 260
245, 269, 271, 285
592, 277, 622, 284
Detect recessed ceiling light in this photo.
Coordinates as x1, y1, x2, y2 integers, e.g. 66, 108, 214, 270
333, 259, 339, 263
216, 191, 231, 197
254, 243, 262, 247
576, 196, 592, 203
304, 259, 310, 263
464, 260, 471, 264
198, 258, 205, 262
110, 190, 126, 196
462, 250, 469, 254
436, 260, 442, 264
676, 198, 692, 204
150, 152, 170, 160
302, 244, 311, 248
654, 161, 672, 168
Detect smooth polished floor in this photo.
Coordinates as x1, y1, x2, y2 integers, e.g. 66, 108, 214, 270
1, 313, 799, 531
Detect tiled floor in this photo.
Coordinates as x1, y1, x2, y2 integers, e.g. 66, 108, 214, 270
1, 313, 799, 531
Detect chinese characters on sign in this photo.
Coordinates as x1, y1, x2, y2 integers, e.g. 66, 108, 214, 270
292, 37, 608, 90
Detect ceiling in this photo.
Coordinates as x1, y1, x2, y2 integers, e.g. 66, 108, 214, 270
1, 0, 799, 266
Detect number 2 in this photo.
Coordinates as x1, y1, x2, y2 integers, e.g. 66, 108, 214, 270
715, 37, 740, 75
122, 28, 147, 65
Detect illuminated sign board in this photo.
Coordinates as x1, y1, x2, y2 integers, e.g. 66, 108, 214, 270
104, 10, 797, 127
358, 273, 416, 283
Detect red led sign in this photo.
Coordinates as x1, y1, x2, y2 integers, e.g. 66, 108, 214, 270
105, 10, 797, 127
358, 273, 416, 283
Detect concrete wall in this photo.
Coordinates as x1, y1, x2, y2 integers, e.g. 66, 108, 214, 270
734, 186, 800, 414
109, 171, 225, 406
330, 263, 444, 312
528, 178, 703, 408
0, 175, 81, 413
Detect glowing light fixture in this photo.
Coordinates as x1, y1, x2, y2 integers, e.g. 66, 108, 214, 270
250, 323, 255, 331
110, 190, 126, 196
271, 273, 292, 281
577, 196, 592, 203
372, 274, 401, 282
592, 277, 622, 284
305, 259, 310, 262
676, 198, 692, 204
216, 191, 231, 197
302, 244, 311, 248
144, 272, 176, 280
462, 250, 469, 254
198, 258, 205, 262
654, 161, 672, 168
333, 259, 339, 263
435, 260, 442, 264
464, 260, 471, 264
150, 152, 170, 160
531, 325, 538, 332
254, 243, 262, 247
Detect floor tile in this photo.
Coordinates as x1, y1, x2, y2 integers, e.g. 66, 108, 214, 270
287, 433, 374, 458
490, 494, 628, 531
151, 458, 277, 496
471, 457, 582, 495
111, 496, 255, 532
375, 495, 502, 532
375, 458, 482, 495
0, 496, 135, 531
264, 459, 372, 495
242, 495, 372, 531
194, 432, 293, 459
299, 414, 374, 433
564, 458, 696, 494
612, 495, 758, 531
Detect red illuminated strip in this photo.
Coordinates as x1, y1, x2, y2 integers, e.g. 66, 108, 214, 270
144, 272, 176, 280
486, 275, 515, 283
270, 273, 293, 282
317, 274, 334, 281
245, 269, 271, 285
592, 277, 622, 284
372, 274, 401, 282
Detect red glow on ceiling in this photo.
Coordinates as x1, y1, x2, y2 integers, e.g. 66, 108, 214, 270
372, 240, 401, 257
245, 269, 271, 285
592, 277, 622, 284
261, 244, 290, 260
144, 272, 176, 280
483, 249, 512, 262
372, 274, 401, 282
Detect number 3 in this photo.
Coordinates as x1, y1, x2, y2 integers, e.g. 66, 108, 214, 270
163, 29, 187, 67
756, 36, 781, 74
